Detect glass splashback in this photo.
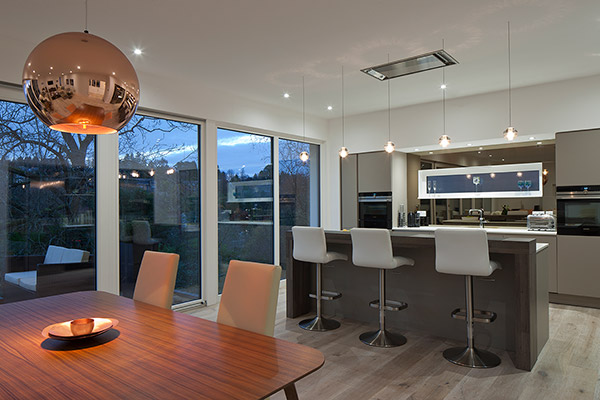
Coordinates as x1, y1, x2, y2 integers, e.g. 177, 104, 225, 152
418, 162, 543, 199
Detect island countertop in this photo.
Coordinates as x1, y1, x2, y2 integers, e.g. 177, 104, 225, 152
286, 229, 549, 371
391, 225, 556, 236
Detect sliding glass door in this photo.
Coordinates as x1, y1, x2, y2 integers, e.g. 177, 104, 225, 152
118, 115, 201, 305
217, 128, 273, 293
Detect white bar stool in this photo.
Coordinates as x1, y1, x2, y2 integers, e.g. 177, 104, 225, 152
435, 228, 501, 368
292, 226, 347, 331
350, 228, 414, 347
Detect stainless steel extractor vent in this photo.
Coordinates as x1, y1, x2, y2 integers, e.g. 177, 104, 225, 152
361, 49, 458, 81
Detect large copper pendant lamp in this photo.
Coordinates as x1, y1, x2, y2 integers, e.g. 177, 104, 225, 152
22, 2, 139, 135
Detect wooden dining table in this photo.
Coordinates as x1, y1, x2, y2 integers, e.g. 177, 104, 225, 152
0, 291, 324, 399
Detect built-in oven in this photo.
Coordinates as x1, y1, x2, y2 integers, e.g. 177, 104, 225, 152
557, 185, 600, 236
358, 192, 392, 229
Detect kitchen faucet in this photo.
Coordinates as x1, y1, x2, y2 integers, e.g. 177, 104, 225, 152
469, 208, 486, 228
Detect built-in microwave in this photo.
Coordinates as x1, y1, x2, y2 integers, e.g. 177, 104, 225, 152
358, 192, 392, 229
557, 185, 600, 236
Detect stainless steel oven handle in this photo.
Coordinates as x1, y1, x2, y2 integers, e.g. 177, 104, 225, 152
557, 195, 600, 200
358, 198, 392, 202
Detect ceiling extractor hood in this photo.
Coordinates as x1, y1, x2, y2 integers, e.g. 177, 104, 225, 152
361, 49, 458, 81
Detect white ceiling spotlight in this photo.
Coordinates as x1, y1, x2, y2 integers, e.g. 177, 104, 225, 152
283, 93, 290, 99
327, 105, 333, 111
133, 48, 143, 55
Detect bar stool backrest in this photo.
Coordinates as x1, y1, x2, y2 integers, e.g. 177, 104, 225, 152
435, 228, 493, 276
292, 226, 328, 264
350, 228, 396, 269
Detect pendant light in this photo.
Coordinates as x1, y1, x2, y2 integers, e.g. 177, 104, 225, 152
339, 66, 349, 158
438, 40, 451, 148
383, 55, 395, 153
503, 21, 518, 141
22, 0, 139, 135
299, 76, 309, 162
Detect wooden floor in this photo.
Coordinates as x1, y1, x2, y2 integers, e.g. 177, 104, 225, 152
186, 283, 600, 400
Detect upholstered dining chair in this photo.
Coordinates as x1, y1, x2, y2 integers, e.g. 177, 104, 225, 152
217, 260, 282, 336
133, 250, 180, 309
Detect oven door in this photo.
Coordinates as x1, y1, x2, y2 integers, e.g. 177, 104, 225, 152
557, 194, 600, 236
358, 201, 392, 229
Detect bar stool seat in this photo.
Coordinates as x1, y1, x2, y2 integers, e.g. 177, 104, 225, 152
292, 226, 347, 331
435, 228, 501, 368
350, 228, 414, 348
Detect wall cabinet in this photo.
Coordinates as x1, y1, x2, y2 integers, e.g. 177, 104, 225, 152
357, 152, 391, 193
556, 128, 600, 186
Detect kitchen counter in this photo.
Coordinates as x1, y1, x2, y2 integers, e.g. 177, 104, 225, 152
286, 229, 549, 371
391, 225, 557, 236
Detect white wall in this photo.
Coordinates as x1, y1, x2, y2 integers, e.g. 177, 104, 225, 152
324, 74, 600, 229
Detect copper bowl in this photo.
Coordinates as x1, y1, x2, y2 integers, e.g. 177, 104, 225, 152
70, 318, 95, 336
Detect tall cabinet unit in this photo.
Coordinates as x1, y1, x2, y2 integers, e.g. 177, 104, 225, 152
555, 128, 600, 303
340, 154, 358, 230
340, 151, 407, 230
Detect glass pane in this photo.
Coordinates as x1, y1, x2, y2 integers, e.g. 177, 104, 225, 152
0, 100, 96, 303
279, 140, 320, 278
118, 115, 200, 305
217, 128, 273, 293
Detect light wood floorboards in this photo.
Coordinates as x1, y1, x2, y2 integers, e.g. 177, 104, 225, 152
186, 284, 600, 400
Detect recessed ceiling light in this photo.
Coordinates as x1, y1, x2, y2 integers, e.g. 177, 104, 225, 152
440, 84, 447, 89
479, 147, 483, 150
536, 141, 542, 145
529, 136, 535, 140
327, 105, 333, 111
414, 148, 419, 151
283, 93, 290, 99
467, 143, 472, 146
134, 48, 142, 55
429, 151, 433, 154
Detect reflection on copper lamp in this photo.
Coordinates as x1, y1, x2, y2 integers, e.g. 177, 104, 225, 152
22, 1, 139, 135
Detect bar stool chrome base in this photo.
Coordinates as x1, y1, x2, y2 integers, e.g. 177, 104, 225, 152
299, 316, 340, 331
443, 346, 501, 368
359, 329, 407, 348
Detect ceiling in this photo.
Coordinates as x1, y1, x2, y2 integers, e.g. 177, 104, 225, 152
1, 0, 600, 119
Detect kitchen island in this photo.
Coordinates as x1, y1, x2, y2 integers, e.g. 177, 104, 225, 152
286, 229, 549, 371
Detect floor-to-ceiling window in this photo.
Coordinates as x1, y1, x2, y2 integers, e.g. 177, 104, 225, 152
279, 139, 320, 276
217, 128, 273, 292
0, 100, 96, 303
118, 114, 201, 305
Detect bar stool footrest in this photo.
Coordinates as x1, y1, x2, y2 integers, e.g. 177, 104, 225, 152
451, 308, 497, 323
309, 290, 342, 301
369, 299, 408, 312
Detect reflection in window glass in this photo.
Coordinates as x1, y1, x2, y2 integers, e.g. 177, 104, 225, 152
0, 100, 95, 303
217, 128, 273, 293
118, 115, 200, 305
279, 139, 320, 277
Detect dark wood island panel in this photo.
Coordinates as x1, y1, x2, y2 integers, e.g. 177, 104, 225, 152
286, 230, 546, 371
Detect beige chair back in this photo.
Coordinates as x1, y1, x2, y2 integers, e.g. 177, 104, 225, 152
133, 251, 180, 309
217, 260, 282, 336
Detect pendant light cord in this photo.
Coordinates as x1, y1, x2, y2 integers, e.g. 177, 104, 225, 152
387, 54, 391, 142
507, 21, 512, 126
302, 76, 305, 141
341, 65, 345, 146
84, 0, 89, 33
442, 39, 446, 135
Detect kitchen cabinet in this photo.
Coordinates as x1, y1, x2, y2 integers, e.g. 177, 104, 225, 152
557, 236, 600, 298
357, 152, 391, 193
556, 128, 600, 186
340, 154, 358, 229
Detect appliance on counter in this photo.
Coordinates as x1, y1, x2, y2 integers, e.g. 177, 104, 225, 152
358, 192, 392, 229
527, 211, 556, 231
556, 185, 600, 236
